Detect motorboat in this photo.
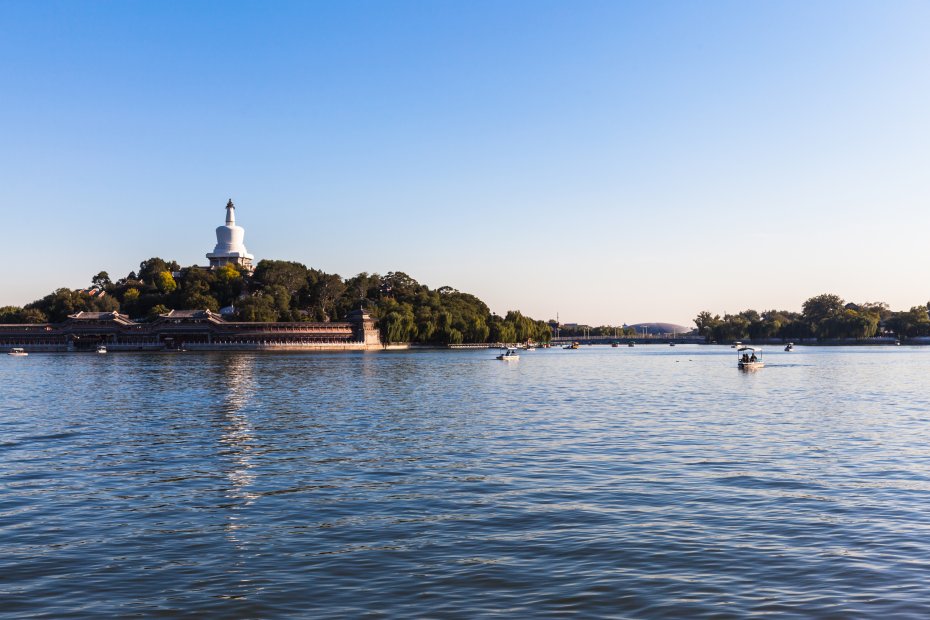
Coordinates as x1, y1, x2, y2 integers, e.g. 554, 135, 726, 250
8, 348, 28, 356
563, 341, 580, 350
96, 344, 108, 354
784, 342, 794, 352
737, 346, 764, 369
496, 348, 520, 361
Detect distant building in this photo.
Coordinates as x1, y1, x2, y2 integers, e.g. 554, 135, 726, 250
627, 322, 693, 336
206, 199, 254, 270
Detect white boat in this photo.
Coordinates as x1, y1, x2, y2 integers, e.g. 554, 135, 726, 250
496, 348, 520, 361
96, 345, 108, 354
737, 346, 764, 369
8, 347, 28, 356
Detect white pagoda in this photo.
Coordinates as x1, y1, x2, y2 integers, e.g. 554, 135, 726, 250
207, 199, 254, 270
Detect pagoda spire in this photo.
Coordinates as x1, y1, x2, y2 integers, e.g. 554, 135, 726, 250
225, 199, 235, 225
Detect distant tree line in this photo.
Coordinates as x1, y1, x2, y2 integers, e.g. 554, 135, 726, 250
2, 258, 552, 346
555, 324, 639, 338
694, 294, 930, 342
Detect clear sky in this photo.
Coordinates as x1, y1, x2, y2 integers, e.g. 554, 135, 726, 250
2, 1, 929, 327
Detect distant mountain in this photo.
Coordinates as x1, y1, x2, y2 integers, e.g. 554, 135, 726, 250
627, 322, 693, 336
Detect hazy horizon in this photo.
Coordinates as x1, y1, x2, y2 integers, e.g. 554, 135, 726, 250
3, 1, 929, 326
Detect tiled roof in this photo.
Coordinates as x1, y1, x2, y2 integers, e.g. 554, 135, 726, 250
158, 309, 227, 323
67, 311, 133, 324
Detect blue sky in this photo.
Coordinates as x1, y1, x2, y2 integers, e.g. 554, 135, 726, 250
2, 1, 929, 326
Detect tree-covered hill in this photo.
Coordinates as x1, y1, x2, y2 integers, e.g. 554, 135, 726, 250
2, 258, 552, 345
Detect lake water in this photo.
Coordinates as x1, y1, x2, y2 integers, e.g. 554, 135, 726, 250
3, 345, 930, 617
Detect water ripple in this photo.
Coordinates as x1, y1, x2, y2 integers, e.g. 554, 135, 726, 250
2, 347, 930, 617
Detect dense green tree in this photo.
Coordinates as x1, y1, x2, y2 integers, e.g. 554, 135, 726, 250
265, 284, 295, 321
25, 288, 119, 322
213, 264, 243, 306
155, 271, 177, 294
120, 288, 141, 317
183, 293, 220, 313
91, 271, 112, 289
177, 269, 215, 306
135, 292, 169, 318
535, 320, 553, 343
0, 306, 22, 322
312, 273, 346, 321
137, 258, 179, 286
344, 272, 380, 301
802, 294, 845, 332
504, 310, 533, 343
860, 302, 892, 321
886, 306, 930, 338
236, 294, 278, 322
466, 315, 490, 343
414, 306, 436, 342
336, 272, 381, 318
253, 260, 308, 296
19, 308, 48, 323
848, 311, 880, 339
490, 318, 517, 344
0, 306, 47, 323
710, 313, 750, 342
697, 296, 889, 341
380, 272, 419, 298
694, 311, 721, 341
379, 300, 417, 343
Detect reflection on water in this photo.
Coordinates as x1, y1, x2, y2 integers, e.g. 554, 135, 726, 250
2, 346, 930, 617
216, 353, 258, 504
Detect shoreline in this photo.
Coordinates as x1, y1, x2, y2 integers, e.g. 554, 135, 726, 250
6, 339, 927, 354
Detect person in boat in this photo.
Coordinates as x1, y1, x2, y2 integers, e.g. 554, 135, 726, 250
749, 353, 757, 362
742, 353, 749, 363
